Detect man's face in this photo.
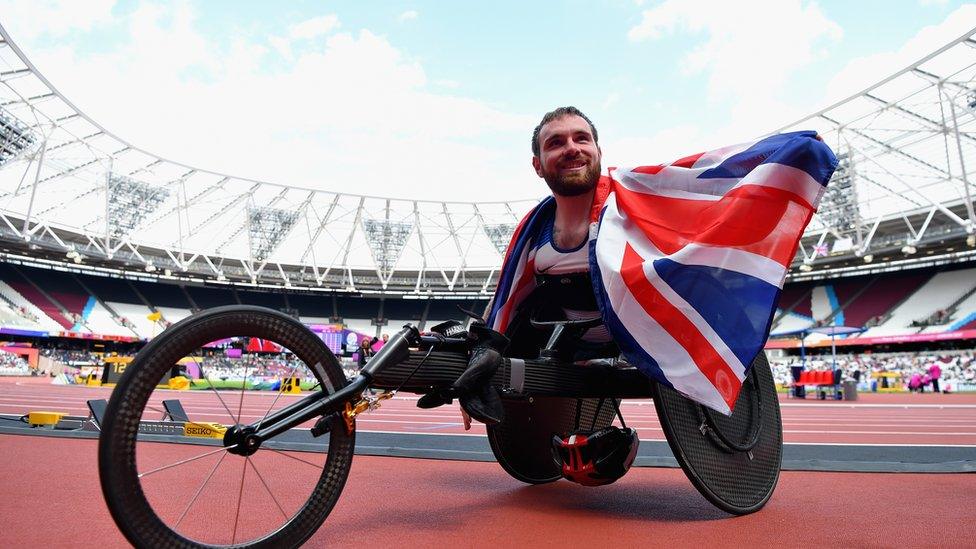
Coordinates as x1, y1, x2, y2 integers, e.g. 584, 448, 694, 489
532, 115, 602, 197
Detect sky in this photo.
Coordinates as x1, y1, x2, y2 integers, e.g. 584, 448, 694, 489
0, 0, 974, 202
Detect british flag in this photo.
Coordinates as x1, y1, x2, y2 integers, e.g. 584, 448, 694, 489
488, 131, 837, 414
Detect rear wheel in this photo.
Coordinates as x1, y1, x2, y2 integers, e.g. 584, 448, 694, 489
98, 306, 355, 548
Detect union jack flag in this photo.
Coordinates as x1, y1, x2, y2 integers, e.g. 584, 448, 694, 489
487, 131, 837, 414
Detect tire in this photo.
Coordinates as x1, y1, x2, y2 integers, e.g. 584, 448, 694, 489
98, 306, 355, 548
652, 353, 782, 515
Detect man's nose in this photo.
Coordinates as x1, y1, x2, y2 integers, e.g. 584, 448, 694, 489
563, 140, 582, 156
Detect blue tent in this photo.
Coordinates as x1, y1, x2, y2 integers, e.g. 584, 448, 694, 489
772, 325, 867, 370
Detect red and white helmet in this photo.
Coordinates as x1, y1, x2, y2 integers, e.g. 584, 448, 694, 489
551, 426, 639, 486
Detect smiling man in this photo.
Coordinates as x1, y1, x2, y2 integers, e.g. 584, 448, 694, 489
426, 103, 835, 425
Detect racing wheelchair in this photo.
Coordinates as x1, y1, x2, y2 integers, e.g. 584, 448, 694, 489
98, 305, 782, 548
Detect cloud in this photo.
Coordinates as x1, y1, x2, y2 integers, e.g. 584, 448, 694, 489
603, 124, 703, 169
0, 0, 116, 39
399, 10, 419, 23
823, 4, 976, 104
625, 0, 842, 142
5, 2, 536, 201
601, 92, 620, 110
289, 14, 340, 40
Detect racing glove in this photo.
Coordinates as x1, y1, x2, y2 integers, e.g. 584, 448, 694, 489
417, 323, 509, 425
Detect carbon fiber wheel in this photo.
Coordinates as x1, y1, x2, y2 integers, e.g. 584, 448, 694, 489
98, 306, 355, 548
652, 353, 782, 515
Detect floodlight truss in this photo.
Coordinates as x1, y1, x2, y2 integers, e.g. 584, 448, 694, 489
247, 205, 299, 262
0, 105, 35, 167
1, 22, 975, 293
482, 223, 516, 254
362, 217, 413, 281
778, 33, 976, 270
105, 173, 169, 241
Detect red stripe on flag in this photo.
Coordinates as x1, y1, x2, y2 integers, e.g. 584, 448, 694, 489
613, 183, 813, 266
670, 152, 705, 168
619, 243, 741, 409
632, 165, 665, 175
497, 257, 536, 333
501, 209, 535, 267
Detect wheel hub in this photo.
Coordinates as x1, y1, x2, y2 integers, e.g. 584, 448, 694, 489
223, 425, 262, 456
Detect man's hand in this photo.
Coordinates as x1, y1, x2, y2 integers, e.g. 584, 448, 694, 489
461, 408, 472, 431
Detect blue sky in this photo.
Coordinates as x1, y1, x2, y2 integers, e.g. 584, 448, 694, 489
0, 0, 972, 201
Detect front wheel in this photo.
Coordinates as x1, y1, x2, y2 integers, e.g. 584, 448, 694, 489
98, 306, 355, 548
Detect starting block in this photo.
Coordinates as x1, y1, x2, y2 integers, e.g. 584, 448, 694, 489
87, 399, 108, 429
183, 422, 227, 439
27, 411, 66, 427
162, 400, 190, 422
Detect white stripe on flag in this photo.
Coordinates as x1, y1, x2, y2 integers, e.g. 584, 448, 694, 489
614, 168, 732, 201
688, 140, 757, 169
642, 261, 747, 381
668, 244, 787, 289
609, 207, 748, 380
595, 195, 734, 414
600, 188, 787, 289
730, 162, 826, 209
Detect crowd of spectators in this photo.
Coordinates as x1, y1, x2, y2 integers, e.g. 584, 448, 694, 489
197, 354, 316, 382
771, 350, 976, 392
0, 350, 30, 375
38, 348, 101, 365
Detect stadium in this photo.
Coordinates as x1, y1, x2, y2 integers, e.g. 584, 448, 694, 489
1, 8, 975, 548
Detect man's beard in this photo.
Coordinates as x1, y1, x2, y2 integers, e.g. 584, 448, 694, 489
541, 161, 602, 197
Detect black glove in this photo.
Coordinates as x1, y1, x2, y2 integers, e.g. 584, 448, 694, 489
417, 323, 509, 425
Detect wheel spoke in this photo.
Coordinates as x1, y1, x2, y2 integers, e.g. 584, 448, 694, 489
247, 457, 288, 519
174, 450, 228, 528
256, 356, 304, 432
199, 355, 240, 425
138, 445, 236, 479
231, 455, 247, 544
236, 359, 250, 426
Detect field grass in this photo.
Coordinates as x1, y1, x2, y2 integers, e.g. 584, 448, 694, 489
188, 379, 318, 391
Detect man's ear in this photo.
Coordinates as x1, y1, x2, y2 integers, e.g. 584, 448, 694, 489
532, 155, 543, 178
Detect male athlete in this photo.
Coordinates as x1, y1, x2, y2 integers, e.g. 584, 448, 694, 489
419, 106, 611, 428
424, 105, 831, 429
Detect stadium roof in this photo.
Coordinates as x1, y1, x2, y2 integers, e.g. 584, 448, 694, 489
1, 22, 975, 293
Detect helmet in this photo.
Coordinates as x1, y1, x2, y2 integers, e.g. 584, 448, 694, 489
551, 426, 639, 486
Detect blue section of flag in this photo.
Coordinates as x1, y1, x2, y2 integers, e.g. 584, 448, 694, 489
487, 197, 553, 327
699, 131, 836, 186
653, 259, 779, 370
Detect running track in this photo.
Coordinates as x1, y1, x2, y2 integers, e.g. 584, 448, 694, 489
3, 377, 976, 547
3, 377, 976, 446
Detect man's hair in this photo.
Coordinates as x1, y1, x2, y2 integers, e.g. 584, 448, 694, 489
531, 106, 599, 157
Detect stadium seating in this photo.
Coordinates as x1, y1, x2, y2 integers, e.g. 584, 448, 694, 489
864, 267, 976, 336
0, 260, 971, 341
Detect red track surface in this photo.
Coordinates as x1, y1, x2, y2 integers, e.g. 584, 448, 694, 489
3, 377, 976, 446
3, 434, 976, 548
